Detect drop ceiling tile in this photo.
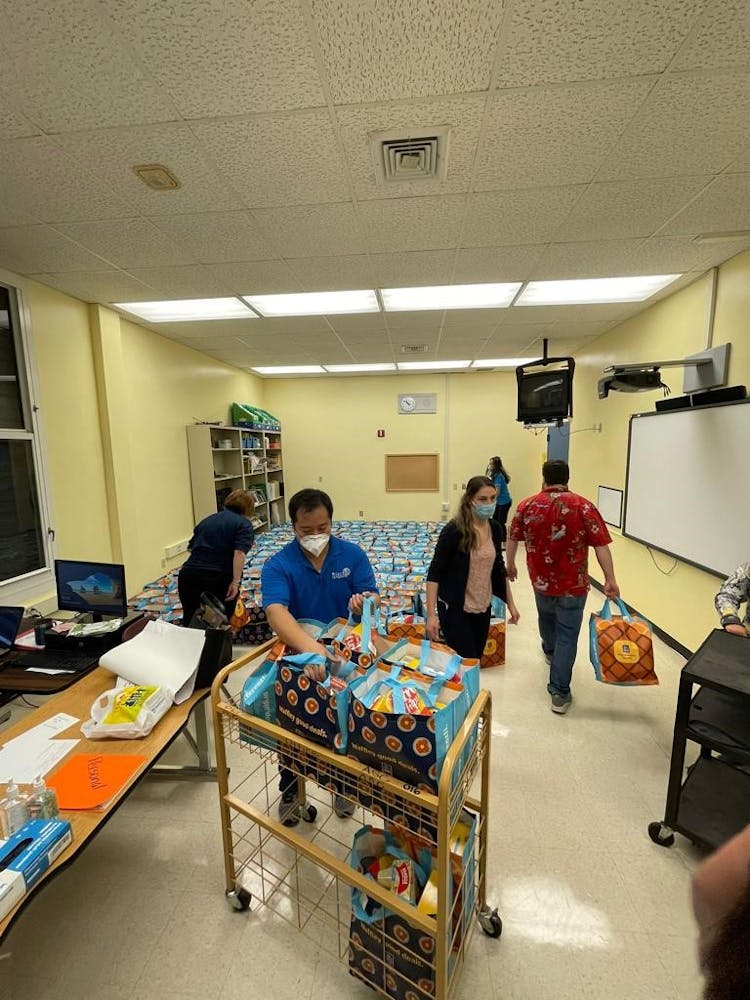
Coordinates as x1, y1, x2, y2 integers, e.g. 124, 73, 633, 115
152, 212, 277, 264
597, 72, 750, 180
370, 251, 457, 287
0, 0, 178, 130
475, 79, 654, 190
360, 196, 466, 253
452, 246, 543, 283
693, 240, 750, 269
347, 348, 397, 363
102, 0, 325, 116
493, 0, 705, 88
148, 318, 259, 340
532, 239, 690, 279
0, 136, 131, 223
191, 112, 349, 208
440, 309, 507, 332
125, 265, 237, 298
508, 303, 633, 324
30, 269, 153, 303
728, 145, 750, 172
205, 261, 304, 295
252, 203, 366, 258
336, 95, 486, 200
243, 316, 332, 336
0, 97, 40, 140
55, 218, 196, 269
671, 3, 750, 73
0, 225, 114, 273
659, 173, 750, 235
310, 0, 505, 103
287, 255, 376, 291
384, 312, 446, 332
326, 314, 392, 336
0, 194, 36, 228
463, 187, 586, 247
53, 123, 241, 218
524, 334, 603, 356
556, 176, 713, 241
636, 236, 723, 272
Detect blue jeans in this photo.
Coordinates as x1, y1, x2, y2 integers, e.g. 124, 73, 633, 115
534, 593, 587, 697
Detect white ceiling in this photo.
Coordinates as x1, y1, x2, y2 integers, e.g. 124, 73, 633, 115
1, 0, 749, 370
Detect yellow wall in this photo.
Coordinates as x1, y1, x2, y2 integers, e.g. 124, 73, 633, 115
570, 252, 750, 651
12, 275, 263, 604
264, 370, 546, 522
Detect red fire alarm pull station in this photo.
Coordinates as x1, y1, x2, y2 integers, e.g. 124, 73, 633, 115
377, 429, 385, 438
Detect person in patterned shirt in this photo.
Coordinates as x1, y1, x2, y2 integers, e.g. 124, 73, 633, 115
715, 564, 750, 637
506, 459, 619, 714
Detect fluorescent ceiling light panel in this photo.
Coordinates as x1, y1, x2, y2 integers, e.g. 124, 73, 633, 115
516, 275, 681, 306
113, 297, 254, 322
397, 360, 471, 370
381, 282, 521, 311
323, 363, 397, 372
252, 365, 325, 375
471, 357, 537, 369
243, 290, 379, 316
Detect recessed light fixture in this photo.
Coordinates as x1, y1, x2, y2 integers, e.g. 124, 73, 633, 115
113, 297, 254, 322
381, 282, 522, 311
324, 363, 397, 373
243, 290, 379, 317
397, 360, 471, 370
252, 365, 325, 375
516, 275, 681, 306
471, 357, 537, 369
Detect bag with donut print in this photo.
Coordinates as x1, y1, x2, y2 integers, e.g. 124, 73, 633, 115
346, 663, 467, 792
589, 597, 658, 685
480, 596, 506, 668
348, 824, 434, 1000
274, 650, 362, 752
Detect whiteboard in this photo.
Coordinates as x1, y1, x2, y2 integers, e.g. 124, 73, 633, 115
623, 400, 750, 578
597, 486, 623, 529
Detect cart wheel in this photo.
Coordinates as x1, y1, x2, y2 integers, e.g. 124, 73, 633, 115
225, 887, 252, 912
300, 803, 317, 823
648, 821, 675, 848
478, 906, 503, 938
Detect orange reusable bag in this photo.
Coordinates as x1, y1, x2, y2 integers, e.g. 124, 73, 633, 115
589, 597, 658, 685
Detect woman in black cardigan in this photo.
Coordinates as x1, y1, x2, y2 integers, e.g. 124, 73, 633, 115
426, 476, 520, 659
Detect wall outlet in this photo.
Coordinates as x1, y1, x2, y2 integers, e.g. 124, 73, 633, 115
358, 510, 364, 517
164, 538, 189, 559
441, 501, 450, 511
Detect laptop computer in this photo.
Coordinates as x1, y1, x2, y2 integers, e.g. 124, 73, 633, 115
0, 606, 25, 659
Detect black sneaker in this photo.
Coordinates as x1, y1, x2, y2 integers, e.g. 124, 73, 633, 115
551, 693, 572, 715
278, 789, 300, 827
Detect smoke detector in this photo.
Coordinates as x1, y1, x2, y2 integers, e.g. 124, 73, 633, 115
133, 164, 181, 191
371, 127, 450, 184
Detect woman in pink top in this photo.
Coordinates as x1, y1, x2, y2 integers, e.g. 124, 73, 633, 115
426, 476, 520, 658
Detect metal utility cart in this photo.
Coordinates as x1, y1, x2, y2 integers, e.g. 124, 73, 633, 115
649, 629, 750, 850
212, 642, 502, 1000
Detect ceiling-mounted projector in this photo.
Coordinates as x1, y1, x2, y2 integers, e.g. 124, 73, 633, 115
598, 370, 665, 398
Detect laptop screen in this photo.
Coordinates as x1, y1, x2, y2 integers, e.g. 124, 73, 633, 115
0, 606, 24, 653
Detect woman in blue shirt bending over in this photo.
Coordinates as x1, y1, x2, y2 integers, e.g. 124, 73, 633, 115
487, 456, 512, 542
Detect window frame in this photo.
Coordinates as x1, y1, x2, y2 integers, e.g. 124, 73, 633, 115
0, 271, 56, 604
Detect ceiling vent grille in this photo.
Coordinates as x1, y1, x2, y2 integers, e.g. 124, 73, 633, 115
133, 163, 181, 191
400, 344, 430, 354
371, 127, 450, 184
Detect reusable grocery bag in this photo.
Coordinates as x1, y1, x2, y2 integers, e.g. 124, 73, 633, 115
589, 597, 658, 685
275, 651, 362, 751
481, 596, 506, 668
347, 664, 466, 792
240, 641, 286, 749
348, 825, 433, 1000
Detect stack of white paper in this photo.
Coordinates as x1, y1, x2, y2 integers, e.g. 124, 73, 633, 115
98, 619, 205, 704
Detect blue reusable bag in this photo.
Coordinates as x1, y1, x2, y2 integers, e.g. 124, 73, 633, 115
240, 647, 282, 750
275, 650, 362, 751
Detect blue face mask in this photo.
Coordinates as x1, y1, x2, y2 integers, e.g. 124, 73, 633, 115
474, 502, 496, 520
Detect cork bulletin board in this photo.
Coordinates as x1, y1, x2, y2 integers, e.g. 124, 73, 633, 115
385, 453, 440, 492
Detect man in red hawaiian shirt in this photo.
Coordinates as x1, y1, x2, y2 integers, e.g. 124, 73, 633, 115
506, 460, 620, 714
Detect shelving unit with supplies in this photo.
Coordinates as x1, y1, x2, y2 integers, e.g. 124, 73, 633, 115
186, 424, 286, 535
211, 643, 502, 1000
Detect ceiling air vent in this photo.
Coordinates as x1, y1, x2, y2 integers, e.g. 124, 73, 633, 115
371, 126, 450, 184
400, 344, 430, 354
133, 163, 181, 191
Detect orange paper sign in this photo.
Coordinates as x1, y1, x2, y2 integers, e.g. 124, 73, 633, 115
47, 753, 147, 809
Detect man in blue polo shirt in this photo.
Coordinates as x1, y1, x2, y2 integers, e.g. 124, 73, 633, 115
262, 487, 379, 825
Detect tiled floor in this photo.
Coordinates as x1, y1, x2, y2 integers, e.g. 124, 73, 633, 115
0, 568, 706, 1000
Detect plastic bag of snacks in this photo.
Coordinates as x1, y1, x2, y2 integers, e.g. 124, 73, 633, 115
81, 684, 171, 739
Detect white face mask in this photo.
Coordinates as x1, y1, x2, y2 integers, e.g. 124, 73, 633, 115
298, 533, 329, 557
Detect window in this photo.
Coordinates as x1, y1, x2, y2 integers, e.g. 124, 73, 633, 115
0, 279, 52, 596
